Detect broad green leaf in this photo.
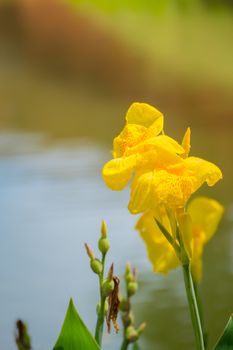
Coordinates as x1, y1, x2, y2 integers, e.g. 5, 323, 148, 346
214, 315, 233, 350
53, 298, 101, 350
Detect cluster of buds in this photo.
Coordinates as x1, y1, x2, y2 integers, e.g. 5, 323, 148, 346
124, 263, 138, 297
125, 323, 146, 343
84, 221, 120, 335
84, 220, 110, 276
120, 263, 146, 345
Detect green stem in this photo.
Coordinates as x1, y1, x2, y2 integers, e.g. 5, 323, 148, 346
120, 338, 129, 350
95, 254, 106, 347
193, 281, 208, 348
182, 264, 205, 350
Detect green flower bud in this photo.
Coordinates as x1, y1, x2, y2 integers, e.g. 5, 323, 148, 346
90, 258, 103, 275
126, 326, 138, 343
125, 272, 134, 284
137, 322, 146, 335
125, 263, 137, 285
122, 311, 134, 328
102, 278, 114, 298
98, 237, 110, 255
101, 220, 107, 238
84, 243, 95, 259
125, 262, 131, 274
96, 300, 108, 316
107, 263, 114, 280
128, 311, 135, 325
128, 281, 138, 297
119, 298, 130, 312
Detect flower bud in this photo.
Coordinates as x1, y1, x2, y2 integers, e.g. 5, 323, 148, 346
119, 298, 130, 312
98, 238, 110, 255
122, 311, 134, 328
107, 263, 114, 281
137, 322, 146, 335
102, 279, 114, 298
127, 281, 138, 297
90, 258, 103, 275
125, 262, 131, 276
84, 243, 95, 259
125, 272, 134, 284
96, 300, 108, 316
125, 326, 138, 343
125, 263, 136, 284
101, 220, 107, 238
128, 311, 135, 325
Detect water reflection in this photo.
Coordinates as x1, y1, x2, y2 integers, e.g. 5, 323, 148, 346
0, 132, 232, 350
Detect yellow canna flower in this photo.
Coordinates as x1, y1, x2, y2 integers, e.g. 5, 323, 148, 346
136, 197, 224, 280
103, 103, 222, 209
102, 102, 184, 191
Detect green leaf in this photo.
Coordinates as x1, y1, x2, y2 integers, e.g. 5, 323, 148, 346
154, 217, 181, 258
214, 315, 233, 350
53, 298, 101, 350
154, 218, 174, 247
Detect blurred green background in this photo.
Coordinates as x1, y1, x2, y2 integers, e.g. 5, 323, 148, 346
0, 0, 232, 349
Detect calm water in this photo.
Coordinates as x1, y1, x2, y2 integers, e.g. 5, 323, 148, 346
0, 132, 232, 350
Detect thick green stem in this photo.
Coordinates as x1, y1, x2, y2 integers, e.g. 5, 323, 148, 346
182, 264, 205, 350
95, 254, 106, 347
120, 338, 129, 350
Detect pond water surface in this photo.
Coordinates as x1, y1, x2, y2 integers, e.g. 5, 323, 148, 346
0, 132, 232, 350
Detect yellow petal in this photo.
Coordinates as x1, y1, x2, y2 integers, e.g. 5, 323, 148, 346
128, 171, 156, 214
125, 135, 184, 157
136, 211, 180, 274
128, 170, 195, 213
188, 196, 224, 282
185, 156, 223, 189
182, 127, 191, 158
156, 135, 185, 154
126, 102, 164, 131
102, 154, 138, 191
113, 124, 147, 158
188, 196, 224, 243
